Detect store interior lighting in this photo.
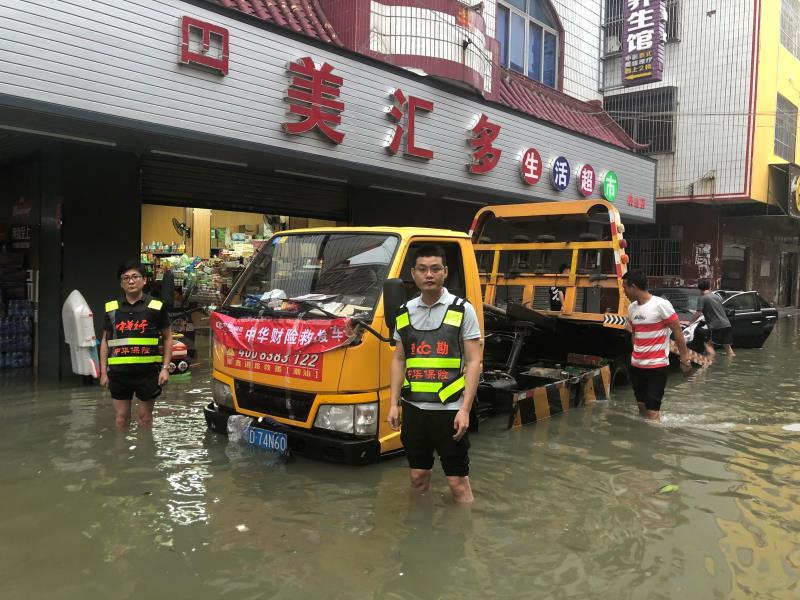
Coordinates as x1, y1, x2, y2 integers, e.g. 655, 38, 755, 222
150, 149, 248, 167
273, 169, 348, 184
0, 124, 117, 147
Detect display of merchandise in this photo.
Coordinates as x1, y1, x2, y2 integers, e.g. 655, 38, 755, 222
0, 299, 34, 369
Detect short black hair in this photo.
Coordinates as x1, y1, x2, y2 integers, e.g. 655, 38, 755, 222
697, 280, 710, 291
412, 244, 447, 267
117, 260, 146, 279
622, 269, 648, 291
558, 263, 569, 273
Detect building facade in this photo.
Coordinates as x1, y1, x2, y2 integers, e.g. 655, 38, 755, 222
602, 0, 800, 305
0, 0, 656, 378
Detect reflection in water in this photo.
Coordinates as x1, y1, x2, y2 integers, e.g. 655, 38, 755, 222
0, 318, 798, 598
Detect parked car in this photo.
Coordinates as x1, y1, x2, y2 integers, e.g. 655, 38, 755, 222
651, 288, 778, 349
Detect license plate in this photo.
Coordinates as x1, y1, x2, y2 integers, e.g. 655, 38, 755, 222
246, 427, 289, 455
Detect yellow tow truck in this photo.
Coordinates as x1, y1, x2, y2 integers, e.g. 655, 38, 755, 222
204, 200, 635, 464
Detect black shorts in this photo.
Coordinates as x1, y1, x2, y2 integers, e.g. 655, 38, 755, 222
710, 327, 733, 346
400, 401, 470, 477
108, 368, 162, 402
628, 365, 668, 411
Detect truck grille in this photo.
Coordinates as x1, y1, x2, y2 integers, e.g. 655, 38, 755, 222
234, 382, 315, 422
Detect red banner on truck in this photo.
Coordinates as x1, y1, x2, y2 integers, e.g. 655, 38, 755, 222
210, 312, 354, 381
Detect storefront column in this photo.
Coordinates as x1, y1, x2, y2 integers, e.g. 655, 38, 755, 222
38, 145, 63, 379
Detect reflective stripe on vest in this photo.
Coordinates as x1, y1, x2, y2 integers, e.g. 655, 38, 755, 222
108, 355, 162, 365
107, 337, 160, 348
438, 375, 465, 402
406, 357, 462, 369
395, 311, 410, 330
105, 300, 120, 312
148, 299, 163, 310
442, 309, 463, 328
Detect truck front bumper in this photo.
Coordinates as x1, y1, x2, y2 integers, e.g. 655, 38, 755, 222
203, 402, 380, 466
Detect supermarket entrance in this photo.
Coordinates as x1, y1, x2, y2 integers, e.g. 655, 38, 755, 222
139, 204, 341, 346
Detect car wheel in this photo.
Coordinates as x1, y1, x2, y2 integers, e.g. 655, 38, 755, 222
177, 360, 190, 373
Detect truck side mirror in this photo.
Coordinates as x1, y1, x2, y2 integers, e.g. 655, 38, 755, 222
383, 278, 406, 338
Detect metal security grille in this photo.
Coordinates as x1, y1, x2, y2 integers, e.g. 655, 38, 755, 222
775, 94, 798, 161
603, 0, 681, 57
627, 238, 682, 277
781, 0, 800, 60
604, 87, 677, 153
234, 382, 315, 422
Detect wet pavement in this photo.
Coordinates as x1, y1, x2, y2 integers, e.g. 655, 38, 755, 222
1, 318, 799, 599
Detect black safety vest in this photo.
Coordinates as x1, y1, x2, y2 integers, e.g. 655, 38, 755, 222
105, 295, 165, 370
396, 297, 466, 405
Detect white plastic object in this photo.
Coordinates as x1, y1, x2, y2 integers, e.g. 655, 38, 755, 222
61, 290, 99, 378
227, 414, 253, 443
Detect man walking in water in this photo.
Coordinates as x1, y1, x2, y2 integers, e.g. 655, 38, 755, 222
622, 270, 692, 421
387, 245, 482, 503
689, 280, 735, 357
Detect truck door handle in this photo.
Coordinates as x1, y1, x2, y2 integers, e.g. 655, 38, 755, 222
751, 320, 762, 324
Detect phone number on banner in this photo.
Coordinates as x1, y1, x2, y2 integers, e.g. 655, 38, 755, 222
224, 349, 323, 381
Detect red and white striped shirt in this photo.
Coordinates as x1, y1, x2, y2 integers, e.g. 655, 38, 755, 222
628, 295, 678, 369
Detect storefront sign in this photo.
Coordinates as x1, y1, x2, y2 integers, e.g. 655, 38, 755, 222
602, 171, 619, 202
551, 156, 571, 191
386, 89, 434, 159
284, 57, 345, 144
180, 16, 229, 75
627, 194, 646, 209
622, 0, 667, 86
520, 148, 542, 185
468, 114, 502, 174
576, 164, 596, 196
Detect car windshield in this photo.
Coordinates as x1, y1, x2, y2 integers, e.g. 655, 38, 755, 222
655, 289, 700, 313
225, 233, 399, 319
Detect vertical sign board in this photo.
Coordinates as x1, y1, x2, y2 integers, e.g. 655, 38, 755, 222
623, 0, 667, 85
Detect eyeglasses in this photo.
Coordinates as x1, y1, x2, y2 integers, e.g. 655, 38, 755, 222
414, 265, 445, 275
120, 274, 143, 282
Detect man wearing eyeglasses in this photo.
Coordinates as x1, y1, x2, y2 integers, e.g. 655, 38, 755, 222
387, 245, 482, 504
99, 261, 173, 427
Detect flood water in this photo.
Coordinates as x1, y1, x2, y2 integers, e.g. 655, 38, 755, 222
2, 318, 799, 600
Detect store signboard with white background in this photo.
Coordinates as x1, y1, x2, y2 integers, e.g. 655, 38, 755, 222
0, 0, 656, 221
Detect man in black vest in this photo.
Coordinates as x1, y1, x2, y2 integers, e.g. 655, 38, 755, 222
387, 245, 482, 504
100, 261, 172, 428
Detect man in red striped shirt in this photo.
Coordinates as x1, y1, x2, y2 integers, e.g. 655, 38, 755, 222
622, 270, 692, 421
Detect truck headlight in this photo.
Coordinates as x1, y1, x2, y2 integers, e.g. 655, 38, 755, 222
314, 403, 378, 435
354, 403, 378, 435
213, 379, 234, 409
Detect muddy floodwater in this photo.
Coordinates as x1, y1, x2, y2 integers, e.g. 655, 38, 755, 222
1, 318, 799, 599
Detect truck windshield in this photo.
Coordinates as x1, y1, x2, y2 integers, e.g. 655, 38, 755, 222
225, 233, 399, 319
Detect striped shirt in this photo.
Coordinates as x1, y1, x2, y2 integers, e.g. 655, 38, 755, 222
628, 295, 678, 369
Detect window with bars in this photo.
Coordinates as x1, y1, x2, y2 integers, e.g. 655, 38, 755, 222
775, 94, 798, 161
496, 0, 559, 87
603, 0, 680, 57
781, 0, 800, 60
627, 238, 682, 277
604, 86, 676, 153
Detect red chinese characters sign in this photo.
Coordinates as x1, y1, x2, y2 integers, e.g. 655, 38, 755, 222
180, 16, 229, 75
386, 89, 434, 159
211, 311, 353, 381
284, 57, 345, 144
468, 114, 502, 174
